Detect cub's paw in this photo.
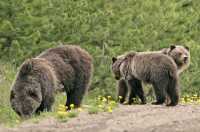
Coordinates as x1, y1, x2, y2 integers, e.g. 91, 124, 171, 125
166, 102, 178, 106
141, 101, 147, 105
123, 101, 129, 105
151, 101, 164, 105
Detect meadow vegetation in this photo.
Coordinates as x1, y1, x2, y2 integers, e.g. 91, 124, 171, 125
0, 0, 200, 126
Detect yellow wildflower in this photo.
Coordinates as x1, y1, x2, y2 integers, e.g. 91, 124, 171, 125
59, 104, 66, 108
58, 107, 66, 111
107, 96, 112, 99
57, 111, 68, 116
98, 95, 102, 100
70, 104, 75, 109
108, 107, 113, 113
102, 97, 107, 102
66, 106, 68, 110
118, 96, 122, 99
16, 120, 20, 123
197, 99, 200, 104
193, 94, 198, 97
98, 97, 101, 101
78, 108, 83, 112
109, 101, 116, 105
98, 104, 103, 108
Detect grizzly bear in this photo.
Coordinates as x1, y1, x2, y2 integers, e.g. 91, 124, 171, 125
116, 45, 190, 105
112, 51, 180, 106
10, 45, 93, 117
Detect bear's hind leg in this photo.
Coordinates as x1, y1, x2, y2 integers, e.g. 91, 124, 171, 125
117, 79, 128, 104
166, 77, 179, 106
66, 88, 85, 110
152, 83, 166, 105
65, 74, 90, 110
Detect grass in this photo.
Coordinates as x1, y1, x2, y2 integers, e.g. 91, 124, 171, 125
0, 62, 20, 127
88, 106, 99, 114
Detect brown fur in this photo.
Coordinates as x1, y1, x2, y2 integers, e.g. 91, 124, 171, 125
10, 45, 93, 117
117, 45, 190, 105
158, 45, 190, 103
112, 51, 180, 106
160, 45, 190, 74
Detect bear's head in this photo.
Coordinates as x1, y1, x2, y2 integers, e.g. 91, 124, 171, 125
112, 57, 122, 80
167, 45, 190, 72
10, 59, 42, 118
112, 52, 136, 80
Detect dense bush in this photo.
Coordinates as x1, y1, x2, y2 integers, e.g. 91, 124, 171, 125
0, 0, 200, 97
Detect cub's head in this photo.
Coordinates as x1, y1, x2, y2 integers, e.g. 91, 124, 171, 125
167, 45, 190, 70
10, 59, 42, 118
112, 57, 122, 80
112, 52, 136, 80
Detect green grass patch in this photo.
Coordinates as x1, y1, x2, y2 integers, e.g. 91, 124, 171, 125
88, 106, 99, 114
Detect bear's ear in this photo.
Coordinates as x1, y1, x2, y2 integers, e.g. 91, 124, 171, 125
184, 46, 189, 51
124, 52, 136, 61
170, 45, 176, 51
161, 48, 168, 54
112, 57, 117, 63
20, 59, 33, 76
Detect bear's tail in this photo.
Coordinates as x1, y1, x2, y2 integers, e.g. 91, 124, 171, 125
167, 72, 180, 106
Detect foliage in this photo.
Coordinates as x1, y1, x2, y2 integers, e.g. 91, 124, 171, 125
0, 0, 199, 97
180, 94, 200, 104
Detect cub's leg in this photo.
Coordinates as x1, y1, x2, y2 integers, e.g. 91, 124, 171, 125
127, 80, 137, 105
152, 82, 167, 105
166, 76, 180, 106
117, 79, 128, 104
128, 78, 146, 104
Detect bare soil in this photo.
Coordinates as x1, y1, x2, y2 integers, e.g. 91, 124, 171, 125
2, 104, 200, 132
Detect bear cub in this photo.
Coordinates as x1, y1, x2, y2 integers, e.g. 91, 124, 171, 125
160, 45, 190, 74
116, 45, 190, 105
112, 51, 180, 106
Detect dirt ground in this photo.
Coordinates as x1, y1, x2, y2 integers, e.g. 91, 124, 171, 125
2, 104, 200, 132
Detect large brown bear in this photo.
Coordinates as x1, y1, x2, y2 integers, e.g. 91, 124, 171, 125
10, 45, 93, 117
116, 45, 190, 105
112, 51, 180, 106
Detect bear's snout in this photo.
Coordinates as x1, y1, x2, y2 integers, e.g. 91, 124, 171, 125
183, 56, 188, 63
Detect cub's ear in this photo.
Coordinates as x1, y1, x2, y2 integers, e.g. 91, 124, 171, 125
20, 59, 33, 76
161, 48, 168, 54
170, 45, 176, 51
184, 46, 189, 51
112, 57, 117, 63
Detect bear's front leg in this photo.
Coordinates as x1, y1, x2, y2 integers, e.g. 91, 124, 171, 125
117, 79, 128, 104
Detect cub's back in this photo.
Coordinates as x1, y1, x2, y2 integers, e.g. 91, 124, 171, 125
135, 52, 177, 69
133, 53, 178, 78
